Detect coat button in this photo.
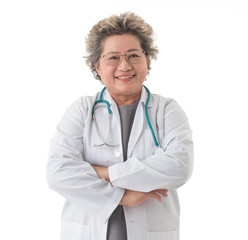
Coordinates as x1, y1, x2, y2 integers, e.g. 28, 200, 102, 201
115, 151, 121, 157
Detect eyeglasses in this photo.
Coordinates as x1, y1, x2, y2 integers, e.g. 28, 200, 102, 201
101, 50, 146, 66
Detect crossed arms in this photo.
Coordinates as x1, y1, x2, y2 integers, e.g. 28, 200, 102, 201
92, 165, 168, 207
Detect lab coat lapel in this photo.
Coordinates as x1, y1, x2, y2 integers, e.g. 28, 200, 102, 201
128, 86, 151, 157
103, 89, 121, 126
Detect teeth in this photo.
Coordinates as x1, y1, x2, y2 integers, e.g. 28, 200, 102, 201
117, 75, 134, 79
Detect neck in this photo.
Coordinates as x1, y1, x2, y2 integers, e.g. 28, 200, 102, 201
111, 91, 141, 106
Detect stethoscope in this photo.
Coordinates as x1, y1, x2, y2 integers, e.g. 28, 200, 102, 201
91, 85, 159, 147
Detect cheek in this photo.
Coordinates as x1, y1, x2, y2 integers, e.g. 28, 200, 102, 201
97, 65, 115, 79
104, 69, 115, 79
136, 65, 148, 77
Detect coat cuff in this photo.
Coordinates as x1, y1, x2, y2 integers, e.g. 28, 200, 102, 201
101, 186, 125, 223
108, 157, 145, 184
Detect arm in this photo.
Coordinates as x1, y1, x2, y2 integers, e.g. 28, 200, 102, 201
92, 165, 110, 181
46, 99, 124, 222
108, 99, 194, 192
92, 165, 168, 206
119, 189, 168, 206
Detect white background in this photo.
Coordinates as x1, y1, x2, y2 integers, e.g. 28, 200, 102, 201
0, 0, 247, 239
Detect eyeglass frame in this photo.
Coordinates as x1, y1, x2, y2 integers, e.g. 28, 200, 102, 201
100, 50, 147, 66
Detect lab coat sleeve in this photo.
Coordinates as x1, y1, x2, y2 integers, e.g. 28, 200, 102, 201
46, 99, 124, 222
108, 99, 194, 192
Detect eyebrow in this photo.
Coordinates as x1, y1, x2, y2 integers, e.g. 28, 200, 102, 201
127, 49, 140, 52
105, 49, 141, 55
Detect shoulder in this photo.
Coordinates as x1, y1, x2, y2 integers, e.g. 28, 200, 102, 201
151, 93, 180, 110
151, 93, 188, 122
65, 93, 100, 118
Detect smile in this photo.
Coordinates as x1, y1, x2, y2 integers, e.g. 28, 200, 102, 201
115, 74, 135, 80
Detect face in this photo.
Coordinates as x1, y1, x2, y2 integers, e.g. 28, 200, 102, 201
95, 34, 149, 104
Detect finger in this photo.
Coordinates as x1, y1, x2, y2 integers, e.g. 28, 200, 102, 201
156, 189, 168, 193
155, 189, 168, 197
147, 192, 162, 202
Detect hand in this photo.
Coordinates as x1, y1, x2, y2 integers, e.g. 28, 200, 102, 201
119, 189, 168, 207
92, 165, 109, 181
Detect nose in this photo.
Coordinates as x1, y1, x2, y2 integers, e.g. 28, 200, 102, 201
117, 55, 132, 71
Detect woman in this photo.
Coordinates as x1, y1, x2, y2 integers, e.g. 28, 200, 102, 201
47, 12, 193, 240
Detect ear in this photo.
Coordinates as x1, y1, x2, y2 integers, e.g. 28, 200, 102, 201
95, 63, 100, 74
94, 63, 102, 80
145, 56, 150, 69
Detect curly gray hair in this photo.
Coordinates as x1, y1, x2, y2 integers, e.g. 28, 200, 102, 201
85, 12, 158, 80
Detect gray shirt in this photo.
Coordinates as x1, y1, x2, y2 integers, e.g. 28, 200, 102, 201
107, 100, 139, 240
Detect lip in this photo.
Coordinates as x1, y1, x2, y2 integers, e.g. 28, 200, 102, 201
115, 74, 136, 81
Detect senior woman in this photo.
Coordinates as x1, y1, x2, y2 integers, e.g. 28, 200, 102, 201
47, 12, 193, 240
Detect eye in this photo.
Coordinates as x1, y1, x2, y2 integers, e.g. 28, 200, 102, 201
107, 55, 120, 61
128, 54, 140, 58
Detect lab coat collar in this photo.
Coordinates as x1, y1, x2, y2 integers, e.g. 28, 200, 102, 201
140, 85, 152, 108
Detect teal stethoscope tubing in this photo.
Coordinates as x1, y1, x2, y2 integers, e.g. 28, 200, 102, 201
91, 85, 159, 147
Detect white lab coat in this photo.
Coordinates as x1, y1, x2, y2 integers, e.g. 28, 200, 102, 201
47, 86, 194, 240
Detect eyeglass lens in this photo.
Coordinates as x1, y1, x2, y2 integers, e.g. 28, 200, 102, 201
103, 51, 144, 65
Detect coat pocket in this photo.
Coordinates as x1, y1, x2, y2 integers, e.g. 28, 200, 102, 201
61, 221, 90, 240
147, 230, 179, 240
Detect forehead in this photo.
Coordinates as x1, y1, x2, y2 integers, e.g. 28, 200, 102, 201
101, 34, 142, 53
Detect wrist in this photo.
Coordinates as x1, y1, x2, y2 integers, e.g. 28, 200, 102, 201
119, 190, 127, 206
104, 167, 110, 181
